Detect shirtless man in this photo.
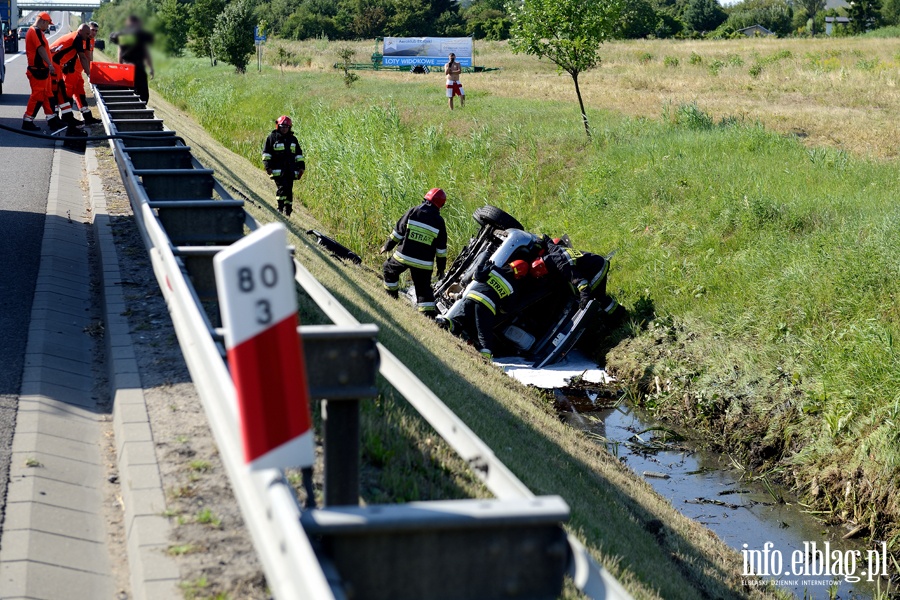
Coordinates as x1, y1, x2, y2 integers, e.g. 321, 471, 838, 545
444, 52, 464, 110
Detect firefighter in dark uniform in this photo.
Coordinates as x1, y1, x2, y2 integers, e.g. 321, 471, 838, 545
22, 12, 63, 132
530, 240, 618, 315
262, 115, 305, 217
380, 188, 448, 317
438, 257, 530, 359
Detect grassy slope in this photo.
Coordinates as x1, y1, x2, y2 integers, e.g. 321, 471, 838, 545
145, 83, 779, 600
140, 33, 900, 590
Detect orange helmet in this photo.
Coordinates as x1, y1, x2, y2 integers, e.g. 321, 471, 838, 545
424, 188, 446, 209
552, 238, 562, 245
509, 260, 529, 279
530, 257, 548, 278
276, 115, 292, 127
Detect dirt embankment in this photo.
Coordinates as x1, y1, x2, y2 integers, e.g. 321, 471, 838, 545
606, 317, 900, 557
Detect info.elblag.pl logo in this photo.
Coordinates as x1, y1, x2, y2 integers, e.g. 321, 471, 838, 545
742, 541, 891, 584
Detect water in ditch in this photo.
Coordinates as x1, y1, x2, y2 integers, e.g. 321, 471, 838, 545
558, 388, 883, 600
496, 353, 886, 599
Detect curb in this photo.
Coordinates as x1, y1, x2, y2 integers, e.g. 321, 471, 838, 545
86, 146, 181, 600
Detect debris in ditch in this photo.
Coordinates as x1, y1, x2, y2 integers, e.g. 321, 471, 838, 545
842, 524, 866, 540
685, 497, 746, 510
643, 471, 671, 479
717, 488, 751, 496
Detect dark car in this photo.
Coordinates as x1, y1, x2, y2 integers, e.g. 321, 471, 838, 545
433, 206, 616, 368
48, 24, 56, 32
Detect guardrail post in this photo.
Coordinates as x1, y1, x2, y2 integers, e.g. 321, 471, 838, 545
322, 399, 361, 506
300, 324, 380, 507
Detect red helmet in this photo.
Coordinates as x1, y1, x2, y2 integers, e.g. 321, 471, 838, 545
276, 115, 292, 127
530, 257, 548, 278
424, 188, 446, 209
552, 238, 562, 245
509, 260, 529, 279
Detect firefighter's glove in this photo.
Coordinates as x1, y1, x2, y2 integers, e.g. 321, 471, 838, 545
579, 296, 590, 311
295, 170, 304, 181
435, 270, 445, 281
379, 244, 390, 255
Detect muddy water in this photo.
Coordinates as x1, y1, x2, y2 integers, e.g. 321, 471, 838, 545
559, 393, 880, 600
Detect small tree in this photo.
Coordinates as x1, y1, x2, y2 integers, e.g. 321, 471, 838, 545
213, 0, 257, 73
190, 0, 226, 66
507, 0, 623, 138
682, 0, 727, 33
275, 45, 295, 75
338, 47, 360, 87
157, 0, 192, 57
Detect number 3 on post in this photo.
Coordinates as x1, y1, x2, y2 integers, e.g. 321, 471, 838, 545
213, 224, 315, 470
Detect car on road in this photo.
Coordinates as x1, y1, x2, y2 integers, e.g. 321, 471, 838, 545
18, 26, 26, 39
48, 24, 56, 31
433, 206, 618, 368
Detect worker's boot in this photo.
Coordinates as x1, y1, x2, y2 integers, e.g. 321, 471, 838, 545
47, 116, 66, 134
81, 112, 102, 126
22, 120, 41, 132
284, 204, 292, 217
62, 111, 84, 128
385, 289, 399, 299
276, 200, 284, 214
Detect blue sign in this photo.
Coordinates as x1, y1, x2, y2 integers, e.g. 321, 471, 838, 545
382, 37, 472, 68
254, 26, 267, 44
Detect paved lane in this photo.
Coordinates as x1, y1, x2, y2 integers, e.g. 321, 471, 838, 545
0, 32, 54, 540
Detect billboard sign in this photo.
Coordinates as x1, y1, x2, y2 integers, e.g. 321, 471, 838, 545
382, 37, 473, 67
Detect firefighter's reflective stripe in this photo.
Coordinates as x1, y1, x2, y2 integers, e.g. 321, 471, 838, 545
486, 269, 514, 299
590, 260, 610, 290
575, 279, 589, 293
406, 219, 439, 245
262, 152, 272, 160
563, 248, 583, 265
383, 280, 400, 291
603, 297, 618, 314
272, 169, 282, 176
274, 143, 285, 150
436, 247, 447, 257
295, 154, 304, 162
417, 302, 436, 313
466, 290, 496, 314
392, 251, 433, 270
390, 229, 404, 242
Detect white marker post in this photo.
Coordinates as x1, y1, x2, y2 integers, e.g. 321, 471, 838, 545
213, 224, 314, 470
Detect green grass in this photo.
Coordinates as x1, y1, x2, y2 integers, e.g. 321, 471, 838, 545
146, 43, 900, 585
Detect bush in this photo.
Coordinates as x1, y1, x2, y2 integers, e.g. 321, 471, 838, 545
689, 51, 702, 65
664, 55, 679, 67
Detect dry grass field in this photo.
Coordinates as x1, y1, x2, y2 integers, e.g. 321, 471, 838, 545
274, 36, 900, 160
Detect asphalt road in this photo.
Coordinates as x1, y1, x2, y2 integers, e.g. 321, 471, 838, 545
0, 17, 63, 540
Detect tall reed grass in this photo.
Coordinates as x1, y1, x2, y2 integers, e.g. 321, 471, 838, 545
151, 38, 900, 540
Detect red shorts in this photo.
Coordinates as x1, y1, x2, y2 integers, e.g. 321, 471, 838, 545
446, 79, 464, 98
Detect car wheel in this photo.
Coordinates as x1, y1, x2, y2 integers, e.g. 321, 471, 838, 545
473, 205, 523, 231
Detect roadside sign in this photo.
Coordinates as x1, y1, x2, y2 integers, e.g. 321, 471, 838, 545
254, 25, 266, 45
213, 224, 314, 470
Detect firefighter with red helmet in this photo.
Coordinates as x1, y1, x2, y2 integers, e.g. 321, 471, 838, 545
531, 240, 618, 315
262, 115, 305, 217
437, 256, 530, 359
380, 188, 448, 317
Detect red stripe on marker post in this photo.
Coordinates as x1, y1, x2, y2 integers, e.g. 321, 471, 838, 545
214, 224, 315, 470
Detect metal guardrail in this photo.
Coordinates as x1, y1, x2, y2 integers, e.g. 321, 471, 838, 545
93, 83, 632, 600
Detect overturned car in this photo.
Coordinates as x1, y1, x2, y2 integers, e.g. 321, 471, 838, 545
433, 206, 619, 368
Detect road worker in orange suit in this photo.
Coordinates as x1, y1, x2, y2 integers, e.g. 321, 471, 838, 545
50, 24, 93, 128
52, 22, 101, 126
437, 256, 531, 360
22, 13, 64, 132
380, 188, 448, 318
262, 116, 305, 217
